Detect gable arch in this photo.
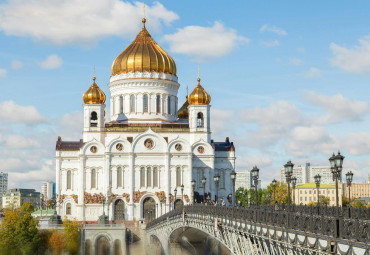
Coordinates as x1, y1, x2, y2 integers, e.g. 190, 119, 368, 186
168, 136, 191, 153
191, 139, 215, 156
132, 128, 168, 153
80, 139, 105, 155
106, 136, 132, 153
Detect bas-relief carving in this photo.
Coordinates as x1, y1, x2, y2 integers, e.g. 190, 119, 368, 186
184, 195, 190, 203
155, 191, 166, 202
133, 191, 147, 203
84, 192, 104, 204
110, 72, 178, 83
71, 194, 78, 204
122, 193, 130, 203
59, 194, 78, 204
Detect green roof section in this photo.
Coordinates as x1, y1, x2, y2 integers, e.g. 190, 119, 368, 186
296, 183, 335, 189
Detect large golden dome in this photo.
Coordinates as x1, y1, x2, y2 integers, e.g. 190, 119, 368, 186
83, 77, 106, 104
188, 78, 211, 105
177, 96, 189, 119
111, 19, 177, 76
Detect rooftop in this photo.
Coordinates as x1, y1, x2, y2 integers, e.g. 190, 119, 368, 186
296, 183, 335, 189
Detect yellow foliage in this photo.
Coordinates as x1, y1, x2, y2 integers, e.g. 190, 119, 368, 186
49, 231, 65, 255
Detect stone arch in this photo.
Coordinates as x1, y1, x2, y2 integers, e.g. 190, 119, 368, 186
114, 239, 122, 255
191, 139, 215, 156
113, 198, 126, 221
173, 199, 184, 209
81, 139, 105, 155
106, 136, 132, 153
132, 128, 168, 153
95, 235, 110, 255
167, 136, 191, 153
141, 196, 157, 221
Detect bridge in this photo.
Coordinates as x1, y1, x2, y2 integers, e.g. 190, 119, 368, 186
146, 204, 370, 255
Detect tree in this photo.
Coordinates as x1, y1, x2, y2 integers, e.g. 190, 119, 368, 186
62, 219, 80, 255
49, 231, 65, 255
265, 181, 289, 204
0, 210, 20, 254
351, 200, 366, 208
306, 196, 330, 206
46, 199, 56, 209
342, 196, 349, 206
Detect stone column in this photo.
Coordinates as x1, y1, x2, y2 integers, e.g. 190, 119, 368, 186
165, 153, 170, 211
78, 156, 86, 221
104, 154, 111, 220
188, 153, 193, 204
128, 152, 135, 220
56, 156, 61, 213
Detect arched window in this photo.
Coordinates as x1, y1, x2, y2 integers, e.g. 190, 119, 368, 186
147, 167, 152, 187
167, 96, 171, 114
91, 169, 96, 189
153, 167, 158, 187
67, 170, 72, 190
117, 167, 122, 187
197, 112, 204, 127
91, 111, 97, 121
140, 167, 145, 187
176, 167, 181, 187
120, 96, 124, 113
66, 203, 71, 215
156, 95, 161, 113
220, 171, 225, 189
130, 95, 135, 113
143, 94, 148, 113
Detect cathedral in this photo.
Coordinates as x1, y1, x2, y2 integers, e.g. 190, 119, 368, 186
55, 17, 236, 222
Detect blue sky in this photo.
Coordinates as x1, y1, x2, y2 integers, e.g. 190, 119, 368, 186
0, 0, 369, 189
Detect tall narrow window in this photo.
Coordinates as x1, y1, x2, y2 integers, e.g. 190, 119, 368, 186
147, 167, 152, 187
167, 96, 171, 114
198, 169, 204, 188
197, 112, 204, 127
176, 167, 181, 187
130, 95, 135, 113
153, 167, 158, 187
140, 167, 145, 187
91, 169, 96, 189
117, 167, 122, 187
220, 171, 225, 189
67, 170, 72, 190
66, 203, 71, 215
156, 95, 161, 113
143, 94, 148, 113
120, 96, 124, 113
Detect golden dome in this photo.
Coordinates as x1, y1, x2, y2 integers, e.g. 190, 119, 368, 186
83, 77, 106, 104
111, 19, 177, 76
177, 96, 189, 119
188, 78, 211, 105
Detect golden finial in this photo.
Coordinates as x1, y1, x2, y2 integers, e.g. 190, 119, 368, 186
186, 85, 189, 97
142, 0, 146, 26
197, 66, 200, 83
93, 65, 96, 83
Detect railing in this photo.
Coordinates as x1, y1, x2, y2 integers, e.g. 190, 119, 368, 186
147, 204, 370, 243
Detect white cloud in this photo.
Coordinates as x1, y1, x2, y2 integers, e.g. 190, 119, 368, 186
11, 60, 22, 69
305, 90, 368, 123
305, 67, 321, 78
342, 132, 370, 156
261, 40, 280, 48
211, 108, 235, 140
0, 0, 178, 46
0, 134, 41, 149
39, 54, 63, 69
0, 101, 49, 124
289, 58, 303, 66
260, 24, 287, 36
0, 68, 7, 78
163, 21, 249, 62
330, 36, 370, 74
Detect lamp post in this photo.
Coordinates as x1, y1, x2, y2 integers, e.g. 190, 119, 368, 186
251, 166, 259, 206
272, 179, 277, 203
284, 161, 294, 207
202, 177, 206, 203
239, 189, 243, 206
164, 197, 167, 214
174, 188, 177, 207
191, 180, 196, 204
230, 171, 237, 206
329, 152, 344, 207
346, 171, 353, 206
314, 174, 321, 208
291, 177, 297, 205
214, 175, 220, 204
169, 193, 172, 211
181, 184, 184, 205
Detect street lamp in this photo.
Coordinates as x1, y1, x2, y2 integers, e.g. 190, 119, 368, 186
329, 152, 344, 207
230, 171, 237, 206
314, 174, 321, 207
181, 184, 184, 205
346, 171, 353, 206
291, 177, 297, 205
164, 197, 167, 214
284, 161, 294, 207
174, 188, 177, 202
169, 193, 172, 211
202, 177, 207, 203
251, 166, 259, 206
191, 180, 196, 204
214, 175, 220, 204
239, 189, 243, 206
272, 179, 277, 203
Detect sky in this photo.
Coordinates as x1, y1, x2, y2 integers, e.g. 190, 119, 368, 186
0, 0, 370, 189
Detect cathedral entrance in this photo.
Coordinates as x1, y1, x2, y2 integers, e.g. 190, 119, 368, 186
114, 199, 125, 221
96, 236, 110, 255
143, 197, 156, 221
174, 199, 184, 209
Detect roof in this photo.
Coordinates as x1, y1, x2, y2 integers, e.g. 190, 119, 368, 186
296, 183, 335, 189
212, 137, 235, 152
56, 136, 84, 151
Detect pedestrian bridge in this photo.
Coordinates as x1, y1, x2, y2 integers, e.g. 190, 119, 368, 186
146, 205, 369, 255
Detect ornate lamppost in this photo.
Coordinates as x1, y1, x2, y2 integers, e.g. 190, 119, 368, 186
272, 179, 277, 203
202, 177, 206, 203
291, 177, 297, 205
239, 189, 243, 206
191, 180, 196, 204
214, 175, 220, 204
284, 161, 294, 207
230, 171, 237, 206
169, 193, 172, 211
346, 171, 353, 206
174, 188, 177, 208
181, 184, 184, 205
164, 197, 167, 214
329, 152, 344, 207
314, 174, 321, 208
251, 166, 259, 206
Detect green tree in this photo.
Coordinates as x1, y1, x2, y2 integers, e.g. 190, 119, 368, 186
62, 219, 80, 255
306, 196, 330, 206
350, 200, 366, 208
265, 181, 289, 204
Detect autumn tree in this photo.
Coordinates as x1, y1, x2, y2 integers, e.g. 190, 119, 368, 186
62, 219, 81, 255
49, 231, 65, 255
265, 181, 289, 204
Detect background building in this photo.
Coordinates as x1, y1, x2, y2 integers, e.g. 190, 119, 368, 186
294, 183, 342, 206
2, 189, 41, 209
235, 170, 252, 190
41, 181, 55, 200
342, 183, 370, 200
0, 172, 8, 208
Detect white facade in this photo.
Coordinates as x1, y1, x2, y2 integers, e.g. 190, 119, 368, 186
0, 172, 8, 208
41, 181, 54, 200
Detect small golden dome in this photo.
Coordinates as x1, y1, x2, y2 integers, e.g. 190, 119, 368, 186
83, 77, 106, 104
111, 19, 176, 76
188, 78, 211, 105
178, 96, 189, 119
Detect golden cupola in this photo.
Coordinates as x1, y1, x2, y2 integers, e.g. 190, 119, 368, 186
177, 96, 189, 119
111, 18, 177, 76
83, 77, 106, 104
188, 78, 211, 105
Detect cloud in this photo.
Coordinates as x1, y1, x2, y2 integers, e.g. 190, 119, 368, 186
163, 21, 249, 62
11, 60, 22, 69
261, 40, 280, 48
39, 54, 63, 69
0, 68, 7, 78
260, 24, 287, 36
305, 67, 321, 78
342, 132, 370, 156
0, 101, 49, 124
0, 0, 178, 46
211, 108, 236, 140
0, 134, 41, 149
289, 58, 303, 66
330, 36, 370, 74
305, 90, 368, 123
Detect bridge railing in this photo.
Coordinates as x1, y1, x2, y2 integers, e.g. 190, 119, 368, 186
146, 204, 369, 243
